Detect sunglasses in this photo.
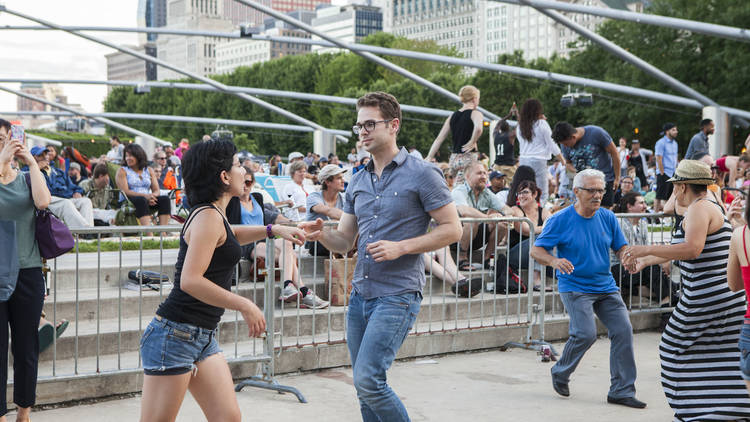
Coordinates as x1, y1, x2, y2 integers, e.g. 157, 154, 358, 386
244, 180, 254, 187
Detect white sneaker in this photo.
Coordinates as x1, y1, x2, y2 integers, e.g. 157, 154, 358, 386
279, 283, 300, 303
301, 292, 329, 309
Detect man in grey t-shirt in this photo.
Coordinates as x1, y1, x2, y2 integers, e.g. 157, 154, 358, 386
552, 122, 620, 207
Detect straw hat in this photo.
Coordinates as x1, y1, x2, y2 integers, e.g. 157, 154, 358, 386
667, 160, 714, 185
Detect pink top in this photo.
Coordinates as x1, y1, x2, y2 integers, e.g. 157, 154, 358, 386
741, 226, 750, 318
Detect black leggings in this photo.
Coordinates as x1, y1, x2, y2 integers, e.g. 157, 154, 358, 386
127, 195, 171, 218
611, 263, 677, 303
0, 268, 45, 416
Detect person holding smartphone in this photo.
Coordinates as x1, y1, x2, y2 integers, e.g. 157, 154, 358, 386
0, 119, 51, 422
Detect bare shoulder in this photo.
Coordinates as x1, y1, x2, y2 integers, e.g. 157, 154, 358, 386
184, 207, 226, 245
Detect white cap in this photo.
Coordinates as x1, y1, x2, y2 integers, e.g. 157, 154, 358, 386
318, 164, 347, 182
288, 151, 304, 161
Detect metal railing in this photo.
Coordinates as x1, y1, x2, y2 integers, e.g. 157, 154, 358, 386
34, 214, 672, 387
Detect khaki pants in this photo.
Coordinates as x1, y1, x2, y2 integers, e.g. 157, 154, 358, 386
493, 164, 518, 181
48, 196, 93, 227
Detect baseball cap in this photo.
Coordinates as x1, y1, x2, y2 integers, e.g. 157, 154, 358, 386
69, 162, 81, 171
489, 171, 505, 180
30, 146, 48, 156
631, 139, 640, 144
288, 151, 304, 161
318, 164, 347, 181
319, 156, 328, 162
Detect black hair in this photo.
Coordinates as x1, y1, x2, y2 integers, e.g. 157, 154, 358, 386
552, 122, 576, 144
494, 119, 510, 135
518, 99, 543, 141
506, 165, 537, 206
517, 180, 541, 201
111, 135, 120, 143
0, 118, 11, 133
686, 183, 707, 195
699, 118, 713, 129
122, 143, 148, 171
613, 191, 642, 213
182, 139, 237, 206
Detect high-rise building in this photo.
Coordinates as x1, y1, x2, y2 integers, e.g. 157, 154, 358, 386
385, 0, 479, 59
106, 43, 159, 87
222, 0, 330, 28
156, 0, 234, 80
311, 3, 382, 53
216, 27, 312, 74
386, 0, 645, 63
138, 0, 168, 43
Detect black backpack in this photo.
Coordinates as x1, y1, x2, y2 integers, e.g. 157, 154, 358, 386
494, 255, 527, 294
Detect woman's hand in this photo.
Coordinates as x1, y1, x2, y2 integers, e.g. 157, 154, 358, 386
272, 224, 306, 246
623, 245, 649, 259
0, 139, 22, 166
461, 141, 476, 153
13, 141, 36, 168
727, 196, 746, 228
240, 299, 266, 338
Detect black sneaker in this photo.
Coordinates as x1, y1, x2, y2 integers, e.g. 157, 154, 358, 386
452, 277, 482, 298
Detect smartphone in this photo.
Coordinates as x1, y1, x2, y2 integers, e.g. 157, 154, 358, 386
10, 124, 24, 141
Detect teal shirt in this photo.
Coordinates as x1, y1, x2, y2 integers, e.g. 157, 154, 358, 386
0, 172, 41, 268
451, 182, 505, 214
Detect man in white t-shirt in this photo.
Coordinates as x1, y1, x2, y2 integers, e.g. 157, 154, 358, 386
105, 135, 124, 164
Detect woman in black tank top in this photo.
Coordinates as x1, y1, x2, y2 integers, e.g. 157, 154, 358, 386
426, 85, 484, 185
139, 139, 307, 422
507, 180, 551, 291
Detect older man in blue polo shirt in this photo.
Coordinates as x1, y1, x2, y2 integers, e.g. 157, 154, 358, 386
531, 168, 646, 409
301, 92, 462, 421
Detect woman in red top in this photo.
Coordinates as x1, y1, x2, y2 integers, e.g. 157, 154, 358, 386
727, 193, 750, 392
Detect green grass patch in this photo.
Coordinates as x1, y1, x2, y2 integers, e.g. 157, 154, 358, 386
72, 238, 180, 253
647, 225, 674, 233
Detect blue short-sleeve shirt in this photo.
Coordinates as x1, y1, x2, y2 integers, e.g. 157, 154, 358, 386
343, 147, 453, 299
654, 136, 678, 177
534, 205, 627, 293
305, 191, 344, 222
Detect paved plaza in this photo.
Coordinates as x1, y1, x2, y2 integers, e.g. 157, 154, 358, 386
27, 331, 673, 421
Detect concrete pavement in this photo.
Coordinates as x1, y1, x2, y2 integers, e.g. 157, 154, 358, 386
26, 331, 673, 421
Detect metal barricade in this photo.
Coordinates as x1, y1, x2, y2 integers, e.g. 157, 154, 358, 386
37, 213, 674, 397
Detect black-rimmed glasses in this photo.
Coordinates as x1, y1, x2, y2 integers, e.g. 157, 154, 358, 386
352, 119, 392, 135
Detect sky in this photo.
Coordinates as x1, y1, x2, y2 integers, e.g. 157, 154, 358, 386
0, 0, 355, 115
0, 1, 140, 113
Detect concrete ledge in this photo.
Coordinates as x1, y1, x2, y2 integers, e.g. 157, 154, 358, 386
19, 311, 661, 407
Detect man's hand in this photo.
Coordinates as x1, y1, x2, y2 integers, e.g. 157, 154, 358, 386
72, 192, 82, 199
552, 257, 574, 274
660, 262, 671, 277
366, 240, 405, 262
298, 218, 324, 242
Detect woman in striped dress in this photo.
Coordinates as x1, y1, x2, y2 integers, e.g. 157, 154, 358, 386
625, 160, 750, 421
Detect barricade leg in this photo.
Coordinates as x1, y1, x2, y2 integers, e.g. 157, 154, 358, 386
234, 238, 307, 403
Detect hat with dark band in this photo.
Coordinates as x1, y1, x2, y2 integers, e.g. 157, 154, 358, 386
667, 160, 713, 185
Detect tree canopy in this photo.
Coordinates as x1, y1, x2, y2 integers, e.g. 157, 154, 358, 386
103, 0, 750, 158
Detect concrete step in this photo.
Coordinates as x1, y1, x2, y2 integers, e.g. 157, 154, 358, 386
22, 311, 662, 407
37, 290, 545, 363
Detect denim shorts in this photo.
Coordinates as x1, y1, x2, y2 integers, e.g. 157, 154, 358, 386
140, 315, 221, 376
739, 323, 750, 381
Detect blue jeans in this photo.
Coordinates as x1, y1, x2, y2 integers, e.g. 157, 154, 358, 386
551, 291, 637, 399
739, 323, 750, 381
347, 291, 421, 422
140, 316, 221, 376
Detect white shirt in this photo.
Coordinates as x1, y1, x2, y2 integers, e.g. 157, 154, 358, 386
516, 120, 561, 161
282, 182, 307, 221
495, 189, 509, 207
105, 144, 124, 164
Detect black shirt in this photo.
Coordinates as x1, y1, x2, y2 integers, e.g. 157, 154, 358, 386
493, 130, 515, 166
450, 109, 475, 153
157, 204, 241, 329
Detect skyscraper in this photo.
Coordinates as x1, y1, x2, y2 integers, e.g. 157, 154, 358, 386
137, 0, 168, 43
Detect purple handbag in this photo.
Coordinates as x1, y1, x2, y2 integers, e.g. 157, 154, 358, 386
25, 173, 75, 259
